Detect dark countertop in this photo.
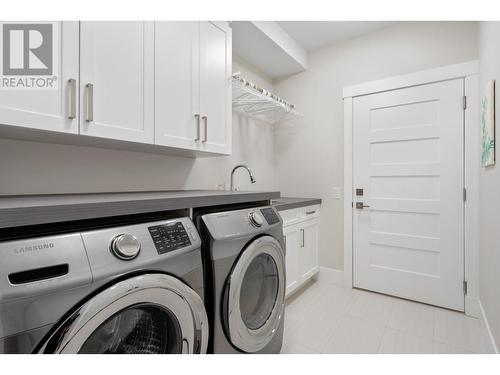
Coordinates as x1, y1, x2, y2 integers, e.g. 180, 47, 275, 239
0, 190, 280, 229
271, 197, 322, 211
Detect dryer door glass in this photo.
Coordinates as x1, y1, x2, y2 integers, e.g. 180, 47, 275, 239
239, 254, 279, 330
226, 236, 285, 353
78, 304, 181, 354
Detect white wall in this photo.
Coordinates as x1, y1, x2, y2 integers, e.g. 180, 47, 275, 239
273, 22, 479, 270
0, 58, 276, 195
478, 21, 500, 350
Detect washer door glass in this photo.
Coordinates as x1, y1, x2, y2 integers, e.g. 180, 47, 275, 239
79, 304, 181, 354
239, 254, 279, 330
37, 274, 209, 354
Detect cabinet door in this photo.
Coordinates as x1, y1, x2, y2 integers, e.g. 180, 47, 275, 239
0, 22, 79, 134
154, 22, 200, 150
80, 21, 154, 143
298, 219, 320, 281
199, 21, 231, 154
284, 225, 300, 297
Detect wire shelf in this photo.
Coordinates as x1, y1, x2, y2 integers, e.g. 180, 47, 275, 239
232, 74, 302, 124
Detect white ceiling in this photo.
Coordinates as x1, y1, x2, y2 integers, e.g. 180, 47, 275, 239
276, 21, 395, 52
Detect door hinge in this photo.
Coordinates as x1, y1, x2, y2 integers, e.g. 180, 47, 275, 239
463, 96, 467, 110
463, 188, 467, 202
463, 280, 468, 295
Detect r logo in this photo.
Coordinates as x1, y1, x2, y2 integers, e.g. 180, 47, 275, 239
2, 23, 53, 75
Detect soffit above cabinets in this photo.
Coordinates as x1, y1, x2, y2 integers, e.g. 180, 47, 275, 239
232, 21, 308, 79
232, 21, 397, 79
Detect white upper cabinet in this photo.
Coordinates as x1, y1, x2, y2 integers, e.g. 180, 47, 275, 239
0, 22, 79, 134
199, 22, 232, 154
155, 22, 200, 150
0, 21, 231, 156
155, 21, 232, 154
79, 21, 154, 143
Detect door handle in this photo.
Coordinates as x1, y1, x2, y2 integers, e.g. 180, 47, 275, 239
300, 229, 305, 247
202, 115, 208, 142
194, 114, 201, 141
67, 79, 76, 119
355, 202, 371, 209
85, 83, 94, 122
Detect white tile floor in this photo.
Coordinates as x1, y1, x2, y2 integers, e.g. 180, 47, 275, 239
281, 279, 495, 354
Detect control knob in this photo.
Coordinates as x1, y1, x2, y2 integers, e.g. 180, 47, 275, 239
110, 234, 141, 260
249, 211, 264, 227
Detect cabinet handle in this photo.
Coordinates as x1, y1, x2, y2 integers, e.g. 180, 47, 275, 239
202, 115, 208, 142
306, 210, 316, 215
67, 79, 76, 119
194, 114, 201, 141
300, 228, 305, 248
85, 83, 94, 122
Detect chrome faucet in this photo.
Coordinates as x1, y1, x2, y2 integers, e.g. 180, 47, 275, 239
230, 165, 256, 191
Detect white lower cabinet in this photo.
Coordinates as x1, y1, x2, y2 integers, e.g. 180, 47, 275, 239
282, 204, 321, 298
284, 225, 300, 296
298, 219, 320, 280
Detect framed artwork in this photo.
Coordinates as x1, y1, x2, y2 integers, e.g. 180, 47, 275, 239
481, 79, 495, 167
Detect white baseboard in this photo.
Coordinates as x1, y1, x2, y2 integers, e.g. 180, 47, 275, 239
317, 267, 348, 287
465, 296, 481, 318
479, 300, 499, 354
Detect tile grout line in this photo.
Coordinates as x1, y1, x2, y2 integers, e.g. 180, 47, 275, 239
432, 308, 436, 352
376, 299, 396, 353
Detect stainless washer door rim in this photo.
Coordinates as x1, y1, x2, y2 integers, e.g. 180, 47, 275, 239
37, 274, 209, 354
227, 236, 285, 353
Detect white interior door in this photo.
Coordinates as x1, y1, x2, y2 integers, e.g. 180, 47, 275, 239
80, 22, 154, 143
352, 78, 465, 311
155, 22, 200, 150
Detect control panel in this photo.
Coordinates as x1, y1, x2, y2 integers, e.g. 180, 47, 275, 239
260, 207, 280, 225
148, 221, 193, 255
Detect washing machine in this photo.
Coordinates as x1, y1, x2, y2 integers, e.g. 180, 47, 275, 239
199, 206, 285, 354
0, 217, 209, 354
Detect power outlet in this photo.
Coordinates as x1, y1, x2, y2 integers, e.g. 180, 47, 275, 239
332, 187, 341, 200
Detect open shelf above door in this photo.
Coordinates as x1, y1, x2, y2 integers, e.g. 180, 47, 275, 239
232, 74, 302, 124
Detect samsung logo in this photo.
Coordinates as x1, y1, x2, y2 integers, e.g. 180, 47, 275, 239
13, 242, 54, 254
